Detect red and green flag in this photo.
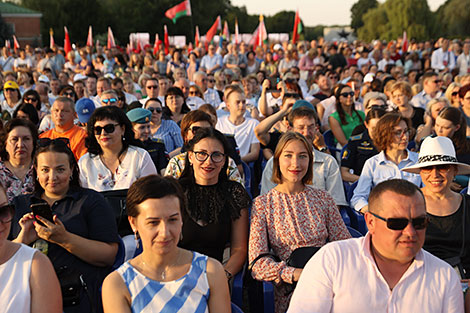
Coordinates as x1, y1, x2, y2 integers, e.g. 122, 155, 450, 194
165, 0, 192, 24
292, 9, 303, 44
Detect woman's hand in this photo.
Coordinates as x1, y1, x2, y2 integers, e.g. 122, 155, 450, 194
15, 213, 39, 245
34, 215, 69, 246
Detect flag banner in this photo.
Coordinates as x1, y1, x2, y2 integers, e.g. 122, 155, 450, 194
86, 26, 93, 47
49, 28, 55, 49
165, 0, 192, 23
205, 16, 221, 44
64, 27, 72, 55
107, 27, 116, 49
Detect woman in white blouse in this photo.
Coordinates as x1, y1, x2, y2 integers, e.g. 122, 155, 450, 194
78, 106, 157, 191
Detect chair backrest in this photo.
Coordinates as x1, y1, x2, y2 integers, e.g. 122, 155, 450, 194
112, 237, 126, 270
461, 187, 468, 195
347, 226, 363, 238
100, 189, 131, 236
241, 161, 252, 198
231, 302, 244, 313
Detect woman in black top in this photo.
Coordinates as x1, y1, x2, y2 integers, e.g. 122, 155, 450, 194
390, 81, 424, 134
178, 128, 250, 279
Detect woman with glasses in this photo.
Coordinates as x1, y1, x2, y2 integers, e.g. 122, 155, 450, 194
78, 106, 157, 192
165, 110, 243, 184
144, 98, 183, 157
21, 90, 42, 113
10, 139, 119, 313
249, 132, 350, 313
0, 119, 37, 202
415, 97, 450, 143
328, 84, 365, 147
459, 84, 470, 136
178, 128, 250, 281
402, 136, 470, 279
162, 87, 190, 125
351, 113, 422, 213
444, 82, 461, 108
0, 185, 62, 313
59, 86, 78, 103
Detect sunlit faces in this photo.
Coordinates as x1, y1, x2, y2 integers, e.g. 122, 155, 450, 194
367, 190, 427, 265
6, 126, 34, 162
461, 91, 470, 110
145, 100, 163, 125
100, 93, 118, 107
434, 116, 460, 138
226, 91, 246, 118
166, 94, 184, 114
339, 87, 354, 107
291, 117, 317, 142
185, 121, 212, 142
51, 100, 76, 129
420, 164, 457, 195
390, 120, 409, 151
133, 122, 151, 141
278, 139, 310, 184
188, 138, 226, 185
36, 151, 73, 198
430, 102, 447, 120
129, 196, 183, 255
391, 89, 408, 107
145, 80, 159, 98
94, 118, 125, 149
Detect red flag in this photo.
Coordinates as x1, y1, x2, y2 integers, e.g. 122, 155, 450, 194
107, 27, 116, 49
235, 19, 239, 44
136, 40, 142, 54
164, 25, 169, 55
49, 28, 55, 49
165, 0, 192, 23
195, 26, 200, 47
402, 31, 408, 54
223, 20, 229, 41
188, 42, 193, 54
64, 26, 72, 55
292, 10, 300, 44
249, 15, 267, 49
12, 35, 20, 53
86, 26, 93, 47
153, 34, 160, 56
205, 16, 221, 44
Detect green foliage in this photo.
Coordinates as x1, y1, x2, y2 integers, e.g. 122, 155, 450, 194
0, 15, 13, 45
436, 0, 470, 38
304, 26, 325, 41
350, 0, 378, 32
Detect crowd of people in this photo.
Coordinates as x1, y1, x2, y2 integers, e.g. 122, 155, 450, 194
1, 34, 470, 312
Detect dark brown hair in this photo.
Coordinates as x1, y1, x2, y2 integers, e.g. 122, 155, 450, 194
373, 112, 411, 152
180, 110, 214, 141
438, 107, 470, 155
0, 118, 38, 161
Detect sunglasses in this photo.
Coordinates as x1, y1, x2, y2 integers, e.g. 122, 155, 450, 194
102, 98, 117, 104
421, 164, 453, 174
341, 91, 355, 98
208, 79, 215, 83
193, 151, 225, 163
94, 123, 120, 135
146, 85, 158, 89
452, 91, 459, 96
0, 204, 14, 224
64, 92, 74, 97
25, 97, 38, 102
5, 88, 16, 92
189, 91, 200, 96
284, 93, 301, 99
147, 107, 162, 114
38, 137, 70, 148
369, 211, 428, 230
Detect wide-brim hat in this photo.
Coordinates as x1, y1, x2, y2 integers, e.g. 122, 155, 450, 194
402, 136, 470, 175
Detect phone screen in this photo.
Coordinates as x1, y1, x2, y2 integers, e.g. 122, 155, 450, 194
30, 203, 53, 226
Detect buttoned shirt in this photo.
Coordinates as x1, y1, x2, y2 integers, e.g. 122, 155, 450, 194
457, 52, 470, 76
151, 119, 184, 153
200, 53, 223, 73
287, 234, 464, 313
431, 48, 456, 71
203, 88, 221, 108
261, 150, 347, 206
410, 90, 443, 110
351, 150, 422, 211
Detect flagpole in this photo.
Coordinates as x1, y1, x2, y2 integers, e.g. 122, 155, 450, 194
188, 0, 195, 47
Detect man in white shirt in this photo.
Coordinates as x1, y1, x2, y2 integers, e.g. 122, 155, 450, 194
377, 49, 395, 71
288, 179, 463, 313
431, 38, 456, 72
139, 78, 160, 107
410, 72, 442, 109
193, 71, 221, 109
216, 85, 260, 163
457, 40, 470, 76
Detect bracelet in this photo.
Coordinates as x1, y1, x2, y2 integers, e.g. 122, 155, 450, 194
224, 269, 233, 280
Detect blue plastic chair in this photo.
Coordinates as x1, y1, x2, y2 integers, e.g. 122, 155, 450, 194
323, 130, 341, 154
346, 181, 358, 205
347, 226, 363, 238
231, 302, 244, 313
231, 265, 245, 308
112, 237, 126, 270
340, 206, 351, 227
461, 187, 468, 194
263, 281, 275, 313
241, 161, 252, 198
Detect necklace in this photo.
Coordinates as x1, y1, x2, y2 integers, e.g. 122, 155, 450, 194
141, 249, 181, 281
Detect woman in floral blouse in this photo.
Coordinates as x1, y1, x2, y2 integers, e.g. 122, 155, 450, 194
249, 131, 350, 313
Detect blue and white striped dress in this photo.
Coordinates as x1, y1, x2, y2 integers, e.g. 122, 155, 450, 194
117, 252, 210, 313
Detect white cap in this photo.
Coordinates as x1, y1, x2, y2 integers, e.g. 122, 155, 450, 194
38, 75, 50, 83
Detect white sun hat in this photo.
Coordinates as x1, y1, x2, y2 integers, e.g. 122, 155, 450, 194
402, 136, 470, 175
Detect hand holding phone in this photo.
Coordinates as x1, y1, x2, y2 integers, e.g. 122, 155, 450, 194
31, 203, 53, 226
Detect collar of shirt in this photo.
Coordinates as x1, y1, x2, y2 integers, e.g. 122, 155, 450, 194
31, 185, 82, 203
376, 149, 416, 165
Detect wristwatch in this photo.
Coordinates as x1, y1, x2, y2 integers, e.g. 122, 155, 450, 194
319, 147, 328, 152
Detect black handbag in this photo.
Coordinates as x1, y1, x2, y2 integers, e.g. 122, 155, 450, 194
55, 265, 83, 307
286, 246, 321, 268
100, 189, 130, 236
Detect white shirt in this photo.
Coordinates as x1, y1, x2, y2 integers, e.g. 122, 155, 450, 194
287, 234, 464, 313
124, 91, 137, 104
216, 115, 259, 157
78, 146, 157, 192
377, 58, 395, 71
203, 88, 221, 109
457, 52, 470, 76
186, 96, 205, 110
431, 48, 456, 71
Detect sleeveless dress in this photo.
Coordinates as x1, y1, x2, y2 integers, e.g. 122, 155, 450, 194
0, 244, 36, 313
117, 252, 210, 313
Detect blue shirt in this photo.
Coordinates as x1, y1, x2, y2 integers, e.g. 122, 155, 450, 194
152, 119, 183, 153
351, 150, 422, 211
200, 54, 223, 73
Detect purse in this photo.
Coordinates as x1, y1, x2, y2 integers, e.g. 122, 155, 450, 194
55, 265, 83, 307
286, 246, 321, 268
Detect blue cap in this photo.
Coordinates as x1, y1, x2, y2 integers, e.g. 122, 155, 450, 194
127, 108, 152, 124
292, 99, 315, 111
75, 98, 95, 123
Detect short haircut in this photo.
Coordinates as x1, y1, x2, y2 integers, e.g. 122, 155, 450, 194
390, 81, 412, 98
54, 96, 75, 112
126, 175, 186, 218
373, 112, 411, 152
369, 179, 424, 213
459, 83, 470, 99
422, 71, 438, 84
272, 131, 313, 185
224, 85, 243, 102
180, 110, 214, 140
288, 107, 318, 127
101, 89, 118, 98
97, 77, 111, 86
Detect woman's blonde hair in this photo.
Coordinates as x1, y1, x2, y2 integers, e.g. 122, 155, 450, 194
272, 132, 313, 185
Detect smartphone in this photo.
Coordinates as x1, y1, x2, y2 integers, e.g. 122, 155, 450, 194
31, 202, 54, 226
267, 76, 281, 92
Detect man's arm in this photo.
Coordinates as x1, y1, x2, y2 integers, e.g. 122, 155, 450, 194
242, 143, 260, 163
254, 104, 290, 146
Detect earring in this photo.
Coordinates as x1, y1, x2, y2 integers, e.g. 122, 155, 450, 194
134, 231, 140, 249
122, 136, 126, 142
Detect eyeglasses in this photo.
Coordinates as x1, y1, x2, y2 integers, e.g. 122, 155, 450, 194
25, 97, 38, 102
193, 151, 225, 163
146, 85, 158, 89
64, 92, 74, 97
94, 123, 120, 135
433, 79, 442, 84
38, 137, 70, 148
189, 91, 200, 96
0, 204, 14, 224
102, 98, 117, 104
5, 88, 16, 92
147, 107, 162, 114
284, 93, 301, 99
393, 128, 410, 138
208, 79, 215, 83
189, 126, 202, 134
341, 91, 355, 98
369, 211, 428, 231
421, 164, 453, 174
452, 91, 459, 97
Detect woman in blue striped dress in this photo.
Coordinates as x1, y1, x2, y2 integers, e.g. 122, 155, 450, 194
102, 175, 230, 313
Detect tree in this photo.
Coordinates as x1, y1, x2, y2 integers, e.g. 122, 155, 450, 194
436, 0, 470, 37
350, 0, 378, 32
0, 16, 13, 46
357, 6, 388, 41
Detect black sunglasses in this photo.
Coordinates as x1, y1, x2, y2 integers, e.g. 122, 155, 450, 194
147, 107, 162, 114
38, 137, 70, 148
452, 91, 459, 96
284, 93, 300, 99
25, 97, 38, 102
341, 91, 355, 98
94, 123, 120, 135
369, 211, 428, 230
0, 204, 15, 224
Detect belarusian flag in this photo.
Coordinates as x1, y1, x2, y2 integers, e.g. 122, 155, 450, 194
292, 9, 302, 44
165, 0, 192, 24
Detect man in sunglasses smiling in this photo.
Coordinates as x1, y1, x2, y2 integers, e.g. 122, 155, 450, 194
288, 179, 463, 312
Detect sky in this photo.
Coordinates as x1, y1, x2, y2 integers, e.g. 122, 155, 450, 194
230, 0, 447, 27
